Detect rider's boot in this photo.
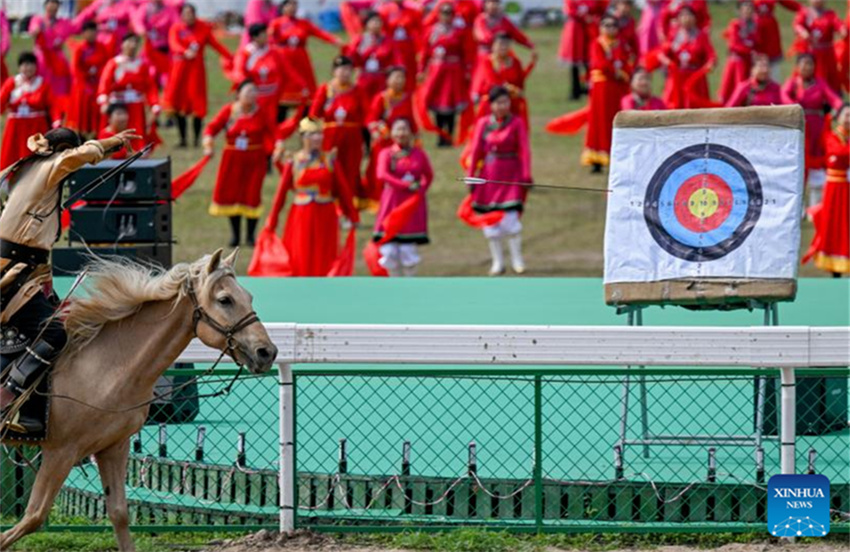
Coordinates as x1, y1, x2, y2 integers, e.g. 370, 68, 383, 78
1, 340, 57, 433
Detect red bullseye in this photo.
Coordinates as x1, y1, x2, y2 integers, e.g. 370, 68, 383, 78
673, 174, 733, 233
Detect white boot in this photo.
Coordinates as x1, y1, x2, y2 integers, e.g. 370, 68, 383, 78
507, 234, 526, 274
487, 238, 505, 276
401, 265, 417, 277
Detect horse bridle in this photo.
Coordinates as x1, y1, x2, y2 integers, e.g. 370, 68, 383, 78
184, 278, 260, 361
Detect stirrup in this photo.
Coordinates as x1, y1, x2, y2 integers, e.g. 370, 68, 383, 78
2, 411, 27, 434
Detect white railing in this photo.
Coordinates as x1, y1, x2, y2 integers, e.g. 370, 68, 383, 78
174, 324, 850, 532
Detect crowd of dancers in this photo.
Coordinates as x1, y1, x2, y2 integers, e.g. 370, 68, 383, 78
0, 0, 848, 277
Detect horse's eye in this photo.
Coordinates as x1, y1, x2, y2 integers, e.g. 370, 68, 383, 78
217, 296, 233, 307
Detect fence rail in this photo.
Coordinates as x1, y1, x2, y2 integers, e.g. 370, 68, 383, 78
2, 324, 848, 535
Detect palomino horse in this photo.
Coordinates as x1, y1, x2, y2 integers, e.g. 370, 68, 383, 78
0, 248, 277, 551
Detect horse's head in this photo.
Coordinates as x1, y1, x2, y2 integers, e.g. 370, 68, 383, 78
187, 248, 277, 374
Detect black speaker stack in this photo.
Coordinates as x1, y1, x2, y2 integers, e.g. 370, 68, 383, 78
53, 158, 174, 274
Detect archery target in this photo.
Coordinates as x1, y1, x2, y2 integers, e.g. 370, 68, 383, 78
643, 143, 763, 262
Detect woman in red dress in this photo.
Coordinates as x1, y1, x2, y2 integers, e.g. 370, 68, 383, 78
754, 0, 802, 73
67, 22, 111, 138
234, 24, 290, 123
265, 117, 359, 276
378, 0, 422, 93
724, 54, 783, 107
346, 11, 394, 114
472, 0, 535, 98
97, 33, 160, 153
203, 81, 276, 247
97, 103, 131, 159
473, 33, 537, 127
781, 54, 844, 206
0, 53, 57, 170
582, 15, 633, 172
560, 0, 608, 100
365, 67, 417, 206
793, 0, 846, 93
309, 55, 367, 203
165, 4, 233, 148
373, 118, 433, 276
467, 86, 532, 275
269, 0, 344, 120
660, 0, 710, 38
658, 6, 716, 109
621, 69, 667, 111
420, 3, 471, 147
804, 104, 850, 277
718, 1, 760, 104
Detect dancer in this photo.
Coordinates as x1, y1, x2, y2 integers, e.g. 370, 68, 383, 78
718, 0, 759, 104
67, 21, 111, 137
560, 0, 607, 100
725, 54, 783, 107
793, 0, 846, 93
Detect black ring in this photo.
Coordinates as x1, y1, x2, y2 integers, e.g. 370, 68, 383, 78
644, 143, 763, 262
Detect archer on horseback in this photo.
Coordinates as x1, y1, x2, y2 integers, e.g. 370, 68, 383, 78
0, 126, 140, 434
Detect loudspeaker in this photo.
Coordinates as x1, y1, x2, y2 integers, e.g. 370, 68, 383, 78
52, 244, 172, 275
68, 203, 171, 244
67, 158, 171, 201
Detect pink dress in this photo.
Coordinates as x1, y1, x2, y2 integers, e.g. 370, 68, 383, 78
1, 11, 11, 82
133, 1, 180, 88
28, 14, 77, 98
724, 78, 783, 107
242, 0, 279, 46
638, 0, 668, 55
621, 93, 666, 111
74, 0, 136, 55
781, 75, 844, 169
467, 114, 531, 213
374, 144, 434, 243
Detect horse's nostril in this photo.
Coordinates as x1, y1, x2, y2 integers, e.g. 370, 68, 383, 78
256, 347, 274, 362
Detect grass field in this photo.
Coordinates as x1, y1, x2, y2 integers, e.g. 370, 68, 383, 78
5, 3, 832, 277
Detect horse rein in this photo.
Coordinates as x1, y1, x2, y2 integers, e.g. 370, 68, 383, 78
183, 278, 260, 362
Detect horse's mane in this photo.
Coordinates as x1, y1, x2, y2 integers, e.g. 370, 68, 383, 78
63, 255, 218, 353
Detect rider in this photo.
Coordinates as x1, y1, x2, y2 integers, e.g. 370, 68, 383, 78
0, 126, 139, 434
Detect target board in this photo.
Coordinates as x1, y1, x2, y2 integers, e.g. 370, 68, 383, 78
603, 106, 805, 307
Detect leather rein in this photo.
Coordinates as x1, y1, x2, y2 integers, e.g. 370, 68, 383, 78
183, 278, 260, 361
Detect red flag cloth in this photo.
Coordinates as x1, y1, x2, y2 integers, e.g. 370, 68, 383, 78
339, 2, 364, 37
545, 106, 590, 135
328, 227, 357, 277
683, 65, 721, 108
61, 200, 86, 230
413, 87, 455, 144
172, 155, 211, 200
456, 194, 505, 229
248, 227, 294, 276
362, 193, 423, 276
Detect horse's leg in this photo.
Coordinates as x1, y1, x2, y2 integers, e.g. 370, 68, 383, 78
0, 448, 75, 549
95, 439, 135, 552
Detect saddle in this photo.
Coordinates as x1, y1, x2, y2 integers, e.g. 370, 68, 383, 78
1, 338, 52, 443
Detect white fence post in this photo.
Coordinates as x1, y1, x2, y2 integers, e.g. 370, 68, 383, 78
279, 363, 295, 532
780, 367, 796, 475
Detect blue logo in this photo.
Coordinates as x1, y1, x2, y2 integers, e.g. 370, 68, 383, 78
767, 474, 830, 537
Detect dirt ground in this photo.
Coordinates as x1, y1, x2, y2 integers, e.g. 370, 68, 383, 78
202, 531, 850, 552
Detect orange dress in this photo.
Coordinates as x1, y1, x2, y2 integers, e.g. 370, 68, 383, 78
205, 103, 275, 219
164, 19, 232, 118
268, 151, 358, 276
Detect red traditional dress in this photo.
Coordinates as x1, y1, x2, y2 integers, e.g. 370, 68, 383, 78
365, 89, 417, 202
617, 14, 641, 59
718, 17, 759, 104
374, 144, 433, 244
269, 151, 358, 276
804, 127, 849, 274
472, 51, 535, 125
378, 1, 423, 92
97, 54, 160, 151
754, 0, 802, 62
793, 6, 845, 92
205, 103, 275, 219
27, 14, 76, 99
74, 0, 135, 55
621, 92, 667, 111
164, 19, 232, 118
559, 0, 607, 65
421, 22, 470, 114
781, 75, 844, 170
467, 114, 531, 213
346, 32, 395, 112
309, 80, 367, 200
660, 0, 711, 38
133, 1, 180, 89
471, 13, 534, 96
269, 14, 341, 107
661, 26, 716, 109
423, 0, 480, 67
839, 11, 850, 93
724, 78, 783, 107
97, 125, 129, 159
0, 75, 55, 169
233, 43, 289, 122
582, 37, 632, 167
67, 39, 111, 135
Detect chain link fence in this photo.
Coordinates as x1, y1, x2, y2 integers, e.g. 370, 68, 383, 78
1, 367, 848, 534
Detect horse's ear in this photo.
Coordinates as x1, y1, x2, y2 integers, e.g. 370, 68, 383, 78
206, 248, 223, 274
223, 247, 239, 267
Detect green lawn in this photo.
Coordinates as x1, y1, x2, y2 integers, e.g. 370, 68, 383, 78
5, 3, 832, 276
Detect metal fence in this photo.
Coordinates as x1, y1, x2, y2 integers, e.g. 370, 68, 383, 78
1, 324, 849, 535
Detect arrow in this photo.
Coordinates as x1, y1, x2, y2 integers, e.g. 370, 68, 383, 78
458, 177, 611, 193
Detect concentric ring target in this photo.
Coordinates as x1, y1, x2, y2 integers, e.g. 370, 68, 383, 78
643, 143, 763, 262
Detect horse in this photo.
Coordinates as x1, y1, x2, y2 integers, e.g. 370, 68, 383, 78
0, 248, 278, 552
